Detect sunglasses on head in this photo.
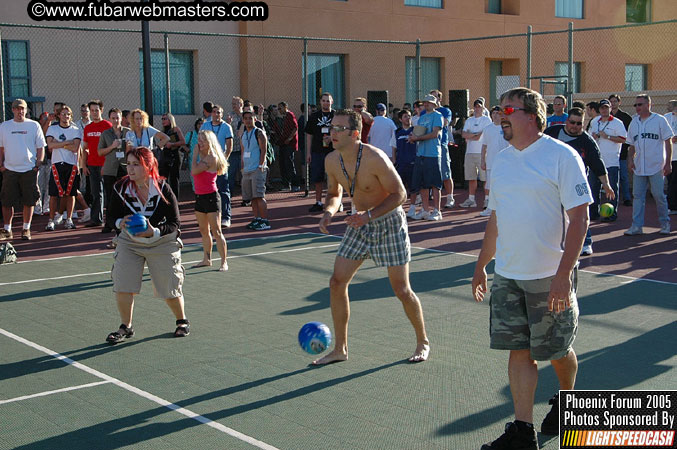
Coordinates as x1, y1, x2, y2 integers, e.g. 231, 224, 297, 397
499, 106, 527, 115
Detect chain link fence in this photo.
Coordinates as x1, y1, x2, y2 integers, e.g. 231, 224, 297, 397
2, 20, 676, 199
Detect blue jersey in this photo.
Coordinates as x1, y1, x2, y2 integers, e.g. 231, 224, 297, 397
200, 120, 233, 151
417, 110, 443, 157
436, 106, 452, 147
547, 114, 568, 127
394, 127, 417, 167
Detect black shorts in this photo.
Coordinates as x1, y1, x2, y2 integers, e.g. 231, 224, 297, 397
194, 191, 221, 214
310, 151, 329, 183
48, 162, 80, 197
0, 169, 39, 207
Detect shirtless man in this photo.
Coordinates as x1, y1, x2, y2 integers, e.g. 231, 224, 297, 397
314, 109, 430, 365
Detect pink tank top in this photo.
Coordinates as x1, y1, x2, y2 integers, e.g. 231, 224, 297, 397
193, 170, 218, 195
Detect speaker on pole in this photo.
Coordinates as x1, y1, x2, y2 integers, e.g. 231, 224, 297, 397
448, 89, 469, 120
367, 91, 389, 116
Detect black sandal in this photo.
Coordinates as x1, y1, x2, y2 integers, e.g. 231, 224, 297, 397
174, 319, 190, 337
106, 324, 134, 344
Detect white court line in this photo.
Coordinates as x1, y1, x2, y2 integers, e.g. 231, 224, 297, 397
0, 243, 340, 287
0, 328, 279, 450
0, 380, 112, 405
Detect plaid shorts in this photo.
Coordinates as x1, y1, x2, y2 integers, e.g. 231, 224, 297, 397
337, 206, 411, 267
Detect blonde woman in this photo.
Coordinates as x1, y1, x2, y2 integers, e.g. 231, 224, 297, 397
125, 109, 169, 153
191, 130, 229, 271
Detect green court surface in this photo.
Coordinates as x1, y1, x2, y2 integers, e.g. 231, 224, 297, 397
0, 233, 675, 449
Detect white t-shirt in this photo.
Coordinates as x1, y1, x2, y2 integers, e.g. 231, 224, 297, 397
488, 135, 593, 280
46, 123, 82, 165
368, 116, 397, 157
589, 116, 627, 168
463, 115, 492, 154
664, 112, 677, 162
126, 126, 161, 148
0, 119, 46, 172
478, 123, 509, 170
626, 113, 674, 176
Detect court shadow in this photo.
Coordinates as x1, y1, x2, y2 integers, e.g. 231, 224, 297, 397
435, 321, 675, 436
0, 279, 115, 303
12, 360, 405, 450
0, 333, 172, 381
279, 262, 475, 315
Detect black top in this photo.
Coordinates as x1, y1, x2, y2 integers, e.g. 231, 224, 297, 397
613, 109, 633, 160
106, 178, 180, 237
544, 125, 607, 178
305, 110, 334, 153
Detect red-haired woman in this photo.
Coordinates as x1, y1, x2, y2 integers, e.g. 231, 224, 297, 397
105, 146, 188, 343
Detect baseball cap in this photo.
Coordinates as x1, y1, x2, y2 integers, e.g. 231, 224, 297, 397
376, 103, 386, 111
599, 99, 611, 107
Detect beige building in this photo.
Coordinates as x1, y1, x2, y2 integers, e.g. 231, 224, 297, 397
2, 0, 676, 130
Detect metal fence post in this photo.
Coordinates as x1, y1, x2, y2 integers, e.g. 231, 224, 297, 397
141, 17, 153, 124
303, 37, 309, 196
568, 22, 574, 107
415, 38, 421, 102
164, 33, 171, 114
0, 29, 5, 122
526, 25, 532, 89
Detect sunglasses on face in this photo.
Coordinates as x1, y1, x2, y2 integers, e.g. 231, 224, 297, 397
499, 106, 527, 115
633, 103, 647, 107
331, 125, 354, 132
568, 120, 583, 126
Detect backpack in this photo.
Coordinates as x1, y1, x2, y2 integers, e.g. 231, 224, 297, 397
0, 242, 18, 264
255, 127, 276, 166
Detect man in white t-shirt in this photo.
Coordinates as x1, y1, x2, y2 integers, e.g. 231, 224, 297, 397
472, 88, 591, 450
460, 99, 492, 208
589, 99, 627, 222
0, 99, 46, 241
45, 106, 83, 231
624, 94, 674, 235
664, 99, 677, 214
367, 103, 397, 159
478, 106, 509, 217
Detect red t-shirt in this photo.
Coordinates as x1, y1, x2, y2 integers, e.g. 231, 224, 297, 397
83, 120, 112, 167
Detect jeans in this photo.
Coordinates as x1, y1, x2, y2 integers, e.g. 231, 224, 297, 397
668, 160, 677, 211
631, 172, 669, 228
589, 166, 619, 219
88, 165, 104, 224
584, 228, 592, 247
228, 151, 241, 193
216, 172, 231, 221
279, 145, 297, 187
619, 159, 631, 202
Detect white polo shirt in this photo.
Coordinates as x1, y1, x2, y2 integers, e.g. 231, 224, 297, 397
46, 123, 82, 166
589, 116, 627, 168
0, 118, 46, 172
488, 135, 592, 280
463, 115, 492, 154
626, 113, 674, 176
368, 115, 397, 157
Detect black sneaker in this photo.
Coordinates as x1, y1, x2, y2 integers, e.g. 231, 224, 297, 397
252, 219, 271, 231
308, 202, 324, 213
246, 218, 261, 230
541, 393, 559, 435
481, 421, 538, 450
623, 199, 632, 206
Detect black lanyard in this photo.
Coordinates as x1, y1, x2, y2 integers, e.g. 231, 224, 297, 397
339, 143, 363, 198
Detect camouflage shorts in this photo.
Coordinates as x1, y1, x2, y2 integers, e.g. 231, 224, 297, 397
489, 267, 579, 361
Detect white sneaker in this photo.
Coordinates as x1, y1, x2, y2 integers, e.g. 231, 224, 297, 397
79, 208, 91, 223
415, 194, 422, 205
54, 213, 64, 226
413, 209, 430, 220
42, 207, 50, 215
479, 208, 492, 217
460, 198, 477, 208
580, 245, 593, 256
483, 198, 489, 209
45, 220, 55, 231
659, 223, 671, 235
71, 211, 79, 220
444, 197, 455, 209
64, 219, 76, 229
34, 205, 42, 215
407, 205, 417, 218
624, 226, 643, 236
221, 218, 231, 228
426, 209, 442, 221
668, 210, 677, 215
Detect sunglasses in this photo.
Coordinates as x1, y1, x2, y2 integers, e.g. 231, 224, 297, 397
500, 106, 527, 115
568, 120, 583, 126
633, 103, 647, 107
330, 125, 354, 132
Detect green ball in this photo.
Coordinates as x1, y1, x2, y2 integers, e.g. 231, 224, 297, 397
600, 203, 615, 218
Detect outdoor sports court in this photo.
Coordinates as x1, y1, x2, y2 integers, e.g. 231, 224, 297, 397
1, 222, 675, 449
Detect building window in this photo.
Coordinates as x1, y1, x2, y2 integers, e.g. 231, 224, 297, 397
555, 0, 583, 19
625, 64, 647, 91
489, 60, 503, 107
487, 0, 501, 14
139, 50, 194, 115
405, 57, 441, 105
554, 62, 581, 94
2, 40, 31, 100
627, 0, 650, 23
307, 53, 345, 108
404, 0, 443, 9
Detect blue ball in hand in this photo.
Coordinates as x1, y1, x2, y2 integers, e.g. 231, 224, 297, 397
298, 322, 332, 355
127, 213, 148, 235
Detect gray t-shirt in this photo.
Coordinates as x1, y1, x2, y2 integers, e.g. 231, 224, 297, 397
100, 126, 131, 176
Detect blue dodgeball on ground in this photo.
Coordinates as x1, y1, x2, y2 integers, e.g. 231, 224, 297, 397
127, 213, 148, 235
298, 322, 332, 354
